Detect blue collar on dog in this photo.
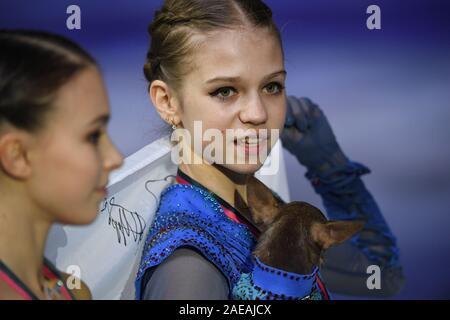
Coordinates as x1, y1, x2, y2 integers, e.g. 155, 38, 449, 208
252, 257, 319, 299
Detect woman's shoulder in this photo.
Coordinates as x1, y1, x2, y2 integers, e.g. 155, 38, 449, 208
156, 183, 225, 222
160, 183, 216, 205
0, 267, 91, 300
0, 273, 91, 300
0, 279, 27, 300
136, 183, 256, 296
43, 258, 91, 300
59, 272, 92, 300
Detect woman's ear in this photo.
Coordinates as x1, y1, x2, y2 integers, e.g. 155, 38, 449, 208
0, 131, 32, 180
149, 80, 182, 126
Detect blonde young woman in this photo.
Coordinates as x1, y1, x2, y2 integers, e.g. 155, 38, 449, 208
135, 0, 404, 300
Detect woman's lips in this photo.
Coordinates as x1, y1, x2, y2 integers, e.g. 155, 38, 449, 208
234, 138, 268, 155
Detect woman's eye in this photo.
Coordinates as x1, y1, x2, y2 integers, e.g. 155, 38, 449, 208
210, 87, 237, 101
263, 82, 284, 95
88, 131, 102, 145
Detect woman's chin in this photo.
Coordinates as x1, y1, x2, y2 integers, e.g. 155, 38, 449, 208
219, 162, 264, 175
56, 207, 100, 226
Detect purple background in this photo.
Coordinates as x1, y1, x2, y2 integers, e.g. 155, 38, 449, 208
1, 0, 449, 299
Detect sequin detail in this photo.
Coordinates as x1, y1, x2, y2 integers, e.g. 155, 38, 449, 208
135, 183, 256, 299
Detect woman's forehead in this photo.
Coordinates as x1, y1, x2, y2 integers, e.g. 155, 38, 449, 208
50, 68, 110, 127
190, 27, 284, 83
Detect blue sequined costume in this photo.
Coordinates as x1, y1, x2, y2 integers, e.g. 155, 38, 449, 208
135, 183, 255, 299
135, 177, 330, 300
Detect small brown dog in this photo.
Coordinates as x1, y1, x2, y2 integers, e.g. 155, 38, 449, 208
235, 176, 364, 275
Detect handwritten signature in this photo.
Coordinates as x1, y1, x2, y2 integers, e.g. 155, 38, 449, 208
100, 174, 176, 247
100, 197, 147, 247
144, 174, 176, 207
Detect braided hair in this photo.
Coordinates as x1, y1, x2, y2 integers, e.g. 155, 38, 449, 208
143, 0, 282, 89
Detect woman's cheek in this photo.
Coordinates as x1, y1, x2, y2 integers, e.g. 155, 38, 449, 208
83, 147, 103, 186
63, 143, 101, 194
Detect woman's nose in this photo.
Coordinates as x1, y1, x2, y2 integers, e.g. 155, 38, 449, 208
103, 135, 124, 172
239, 94, 268, 125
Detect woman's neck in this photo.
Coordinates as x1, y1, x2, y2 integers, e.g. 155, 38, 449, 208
0, 182, 51, 299
178, 161, 250, 208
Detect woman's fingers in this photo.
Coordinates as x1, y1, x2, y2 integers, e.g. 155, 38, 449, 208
286, 96, 309, 133
280, 125, 304, 146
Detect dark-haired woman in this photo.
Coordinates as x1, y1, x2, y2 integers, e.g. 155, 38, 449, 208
0, 30, 123, 300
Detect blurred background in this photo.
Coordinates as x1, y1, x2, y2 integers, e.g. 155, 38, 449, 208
1, 0, 449, 299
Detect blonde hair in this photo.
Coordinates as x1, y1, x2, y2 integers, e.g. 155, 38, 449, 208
143, 0, 283, 90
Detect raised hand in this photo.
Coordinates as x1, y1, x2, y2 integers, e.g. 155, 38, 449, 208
281, 96, 348, 171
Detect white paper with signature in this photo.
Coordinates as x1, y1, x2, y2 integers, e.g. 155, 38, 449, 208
44, 135, 290, 299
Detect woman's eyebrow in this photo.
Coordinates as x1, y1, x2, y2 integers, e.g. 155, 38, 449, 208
265, 70, 287, 80
204, 70, 286, 85
204, 76, 241, 85
87, 114, 110, 127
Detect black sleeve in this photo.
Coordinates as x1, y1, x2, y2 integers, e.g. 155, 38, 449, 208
141, 248, 230, 300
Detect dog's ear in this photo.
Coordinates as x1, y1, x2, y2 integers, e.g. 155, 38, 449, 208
311, 220, 365, 250
244, 175, 282, 226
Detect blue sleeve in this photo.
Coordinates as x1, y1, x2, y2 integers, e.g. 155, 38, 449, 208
304, 160, 405, 296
